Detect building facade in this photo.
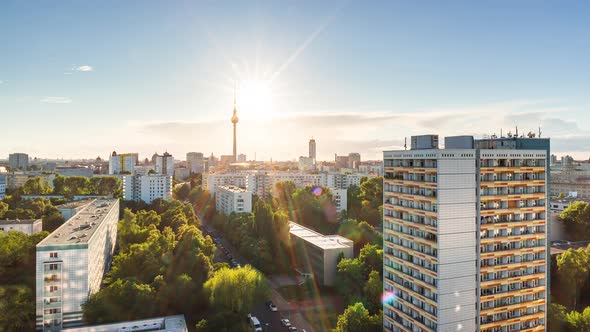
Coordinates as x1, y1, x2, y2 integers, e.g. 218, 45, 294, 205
108, 152, 138, 175
383, 135, 548, 332
0, 174, 5, 199
0, 219, 42, 234
288, 222, 353, 286
9, 152, 29, 170
309, 138, 316, 160
61, 315, 188, 332
154, 152, 174, 176
36, 199, 119, 331
215, 185, 252, 215
120, 174, 172, 203
186, 152, 204, 174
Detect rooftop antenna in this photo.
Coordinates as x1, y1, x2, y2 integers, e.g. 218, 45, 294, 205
500, 128, 503, 138
538, 125, 542, 138
404, 137, 407, 150
515, 126, 519, 137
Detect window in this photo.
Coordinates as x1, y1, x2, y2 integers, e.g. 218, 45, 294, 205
50, 252, 58, 258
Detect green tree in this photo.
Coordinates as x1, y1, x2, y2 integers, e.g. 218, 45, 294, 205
22, 177, 52, 195
363, 270, 382, 314
83, 279, 156, 324
557, 248, 590, 309
89, 176, 122, 197
42, 211, 64, 233
0, 201, 8, 218
565, 306, 590, 332
334, 258, 365, 303
548, 303, 568, 332
558, 192, 566, 200
333, 302, 381, 332
560, 201, 590, 240
204, 266, 269, 315
0, 285, 35, 332
174, 183, 191, 202
358, 244, 383, 275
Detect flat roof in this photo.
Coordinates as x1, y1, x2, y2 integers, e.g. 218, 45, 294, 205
218, 185, 249, 193
62, 315, 187, 332
55, 199, 94, 210
0, 219, 41, 225
289, 222, 353, 250
38, 198, 118, 247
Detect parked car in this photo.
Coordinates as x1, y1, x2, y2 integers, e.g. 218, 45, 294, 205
267, 301, 278, 312
281, 319, 291, 327
288, 327, 297, 332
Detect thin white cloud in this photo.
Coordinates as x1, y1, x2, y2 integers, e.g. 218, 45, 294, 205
74, 65, 94, 72
41, 97, 72, 104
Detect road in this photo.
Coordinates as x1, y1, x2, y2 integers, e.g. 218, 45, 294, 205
201, 224, 314, 332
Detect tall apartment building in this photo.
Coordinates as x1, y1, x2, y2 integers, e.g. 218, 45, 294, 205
108, 152, 138, 174
120, 174, 172, 203
215, 185, 253, 215
36, 199, 119, 331
348, 152, 361, 169
0, 174, 5, 199
186, 152, 204, 174
9, 152, 29, 170
309, 138, 316, 160
383, 135, 549, 332
154, 152, 175, 176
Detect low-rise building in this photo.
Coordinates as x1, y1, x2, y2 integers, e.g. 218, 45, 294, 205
36, 199, 120, 330
216, 185, 252, 215
0, 219, 43, 234
61, 315, 187, 332
55, 167, 94, 178
174, 167, 190, 181
288, 222, 353, 286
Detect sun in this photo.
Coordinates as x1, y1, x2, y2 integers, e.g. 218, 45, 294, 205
238, 79, 274, 119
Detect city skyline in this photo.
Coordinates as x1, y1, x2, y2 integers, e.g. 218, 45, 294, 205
1, 1, 590, 160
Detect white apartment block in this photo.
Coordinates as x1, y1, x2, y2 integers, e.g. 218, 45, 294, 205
154, 153, 175, 176
62, 315, 188, 332
36, 199, 119, 331
108, 152, 138, 175
215, 185, 252, 215
204, 173, 249, 195
331, 188, 348, 214
383, 135, 549, 332
120, 174, 172, 203
288, 222, 353, 286
0, 219, 42, 235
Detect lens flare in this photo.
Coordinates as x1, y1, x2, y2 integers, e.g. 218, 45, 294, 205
312, 186, 323, 197
381, 290, 396, 306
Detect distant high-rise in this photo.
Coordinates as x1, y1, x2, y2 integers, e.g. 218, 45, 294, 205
231, 86, 239, 162
186, 152, 204, 173
154, 152, 174, 176
109, 152, 138, 174
309, 138, 316, 160
348, 152, 361, 169
9, 153, 29, 170
383, 134, 549, 332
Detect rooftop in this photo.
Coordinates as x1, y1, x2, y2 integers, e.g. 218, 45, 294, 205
38, 198, 118, 247
218, 185, 250, 193
289, 222, 353, 250
62, 315, 187, 332
0, 219, 41, 225
55, 199, 94, 210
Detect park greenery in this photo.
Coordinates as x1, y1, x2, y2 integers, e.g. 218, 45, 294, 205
82, 199, 269, 331
549, 201, 590, 331
0, 231, 49, 332
332, 302, 382, 332
19, 175, 122, 199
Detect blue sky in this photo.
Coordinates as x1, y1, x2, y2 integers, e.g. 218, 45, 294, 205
1, 0, 589, 160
